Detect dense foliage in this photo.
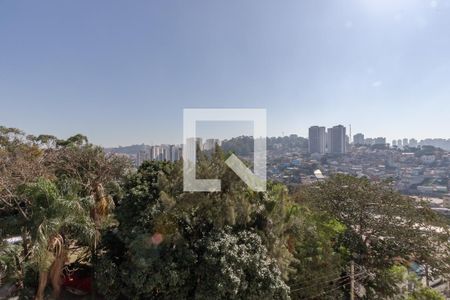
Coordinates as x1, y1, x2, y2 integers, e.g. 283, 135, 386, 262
1, 126, 449, 299
221, 135, 308, 156
96, 156, 294, 299
0, 126, 129, 299
296, 175, 450, 298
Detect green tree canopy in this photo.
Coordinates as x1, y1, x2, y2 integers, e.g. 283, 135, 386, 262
97, 153, 296, 299
296, 174, 450, 297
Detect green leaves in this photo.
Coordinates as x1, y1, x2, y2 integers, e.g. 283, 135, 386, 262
298, 174, 450, 298
195, 228, 290, 300
0, 242, 22, 285
98, 154, 295, 299
21, 178, 96, 272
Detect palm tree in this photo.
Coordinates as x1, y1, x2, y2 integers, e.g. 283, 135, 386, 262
23, 178, 95, 300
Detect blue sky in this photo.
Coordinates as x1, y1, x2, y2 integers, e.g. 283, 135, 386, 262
1, 0, 450, 146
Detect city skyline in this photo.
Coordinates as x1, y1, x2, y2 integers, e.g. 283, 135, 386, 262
4, 119, 449, 148
108, 126, 450, 149
2, 0, 450, 146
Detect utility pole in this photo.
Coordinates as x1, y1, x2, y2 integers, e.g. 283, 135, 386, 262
350, 260, 355, 300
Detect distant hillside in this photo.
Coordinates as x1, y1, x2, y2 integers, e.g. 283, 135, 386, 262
106, 135, 309, 157
105, 144, 148, 155
419, 139, 450, 151
220, 135, 309, 156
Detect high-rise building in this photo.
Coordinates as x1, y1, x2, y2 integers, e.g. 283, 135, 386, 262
149, 145, 173, 161
150, 145, 162, 161
184, 137, 203, 162
170, 145, 181, 161
326, 128, 332, 153
204, 139, 220, 151
392, 140, 397, 147
403, 138, 409, 147
353, 133, 365, 145
162, 144, 171, 161
134, 144, 183, 166
397, 139, 403, 147
328, 125, 346, 154
409, 138, 418, 148
308, 126, 326, 154
374, 137, 386, 145
136, 150, 147, 166
364, 138, 374, 145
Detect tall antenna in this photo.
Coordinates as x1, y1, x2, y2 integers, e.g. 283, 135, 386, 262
349, 124, 352, 143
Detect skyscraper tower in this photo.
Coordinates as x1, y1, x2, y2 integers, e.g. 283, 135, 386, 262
328, 125, 346, 154
308, 126, 327, 154
354, 133, 365, 145
409, 138, 418, 147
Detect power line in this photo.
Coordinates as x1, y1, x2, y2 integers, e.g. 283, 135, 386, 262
302, 273, 368, 300
290, 263, 368, 291
290, 271, 366, 293
290, 275, 351, 293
